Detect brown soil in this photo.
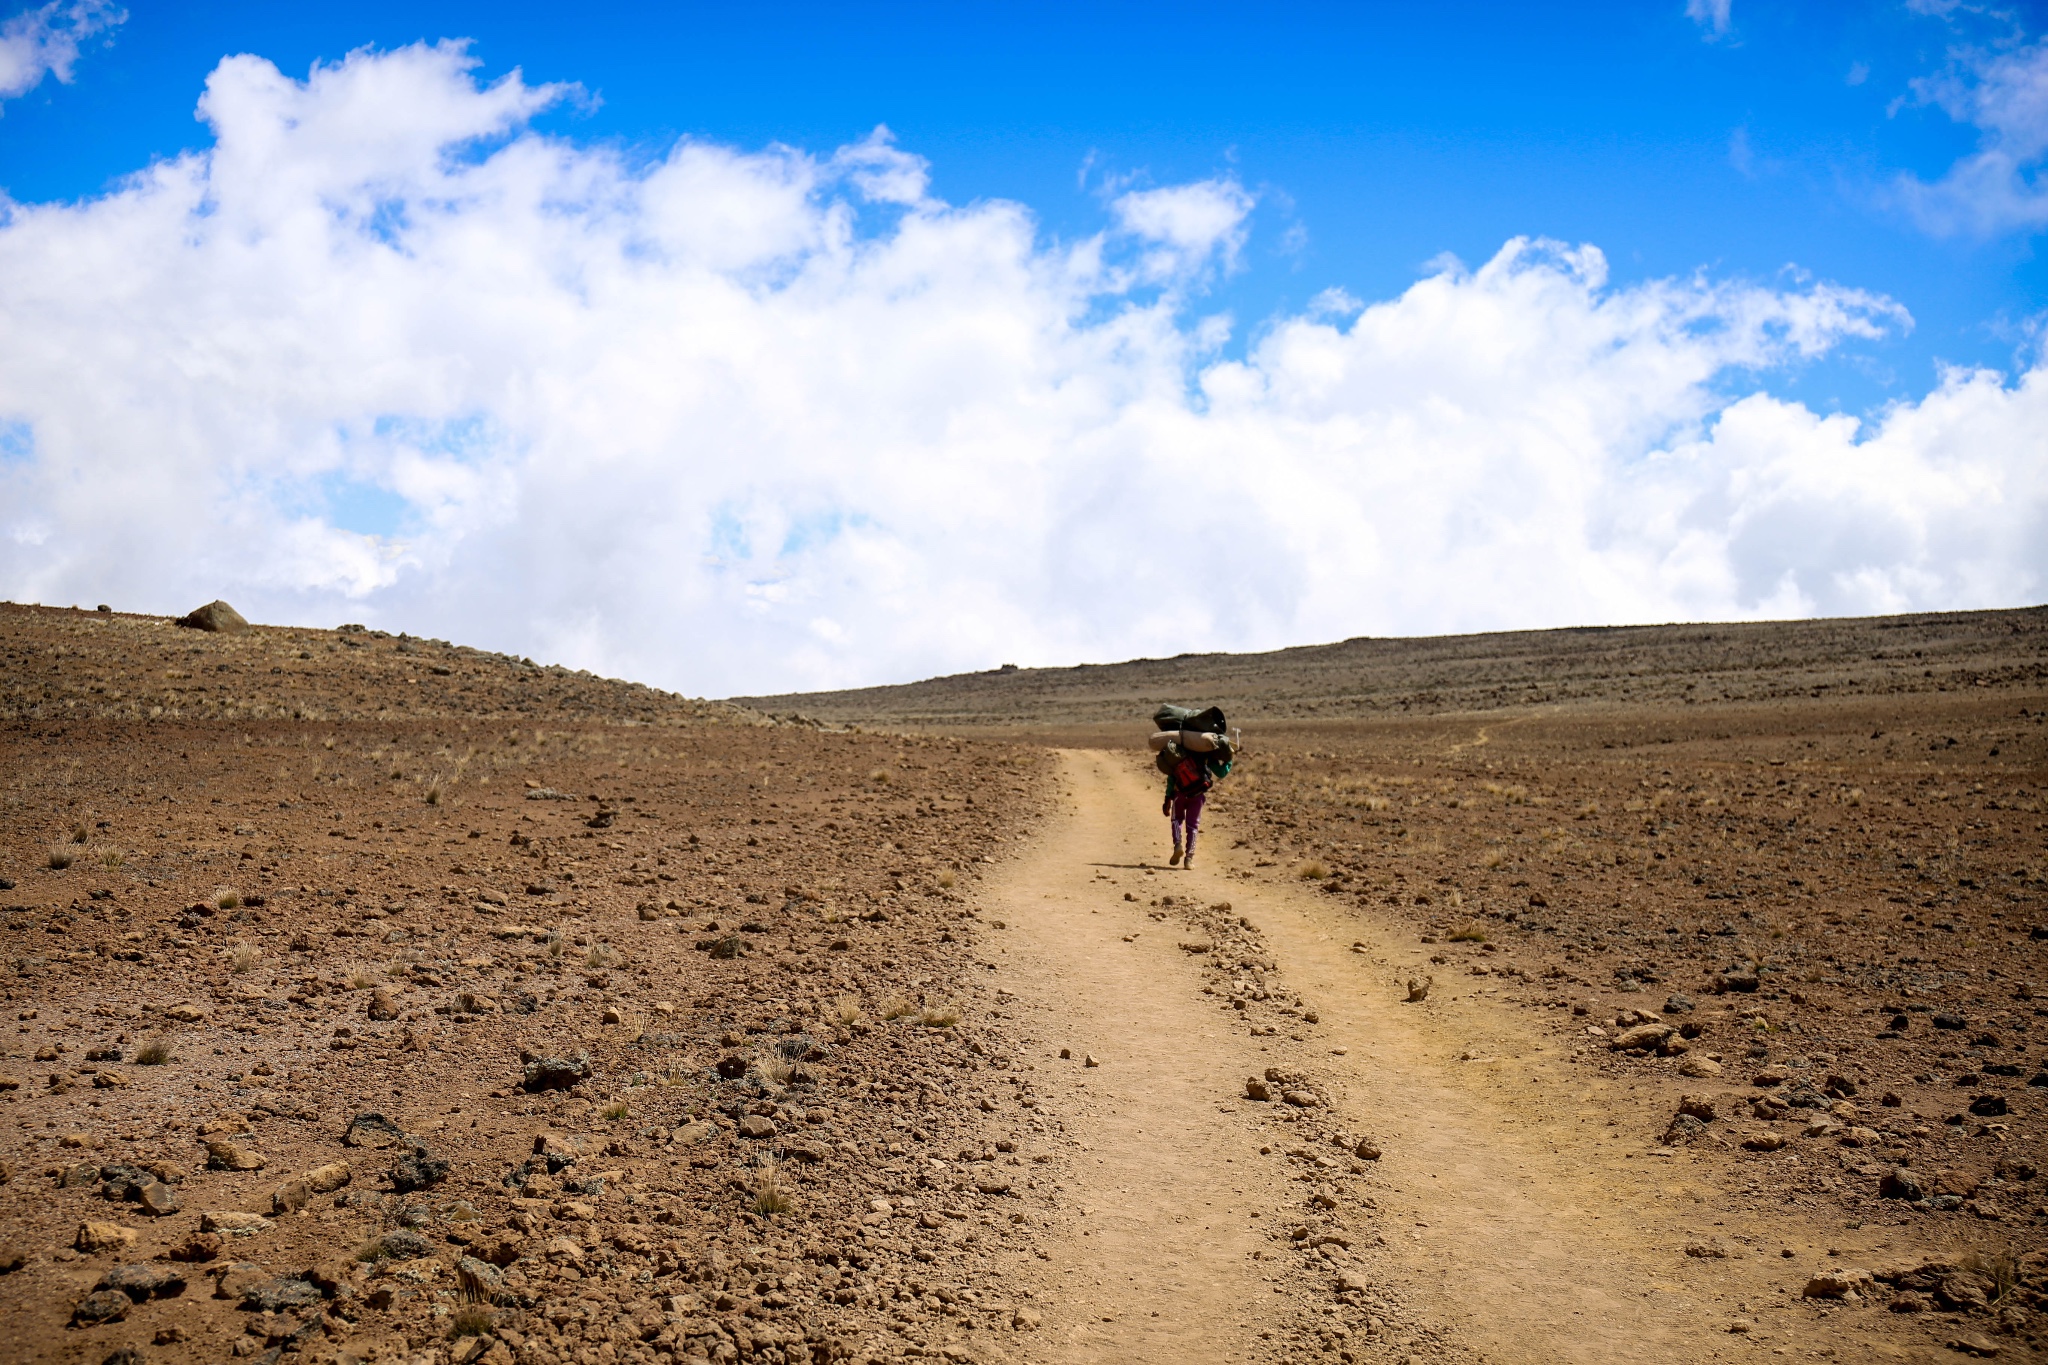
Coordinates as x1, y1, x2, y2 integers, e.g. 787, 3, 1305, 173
745, 607, 2048, 1363
0, 603, 1073, 1365
5, 598, 2046, 1365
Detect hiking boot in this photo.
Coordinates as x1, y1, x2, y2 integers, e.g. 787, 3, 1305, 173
1169, 847, 1183, 867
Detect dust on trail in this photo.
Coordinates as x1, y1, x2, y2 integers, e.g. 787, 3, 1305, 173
980, 750, 1894, 1365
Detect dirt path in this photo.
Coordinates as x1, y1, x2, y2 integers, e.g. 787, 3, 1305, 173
981, 750, 1922, 1365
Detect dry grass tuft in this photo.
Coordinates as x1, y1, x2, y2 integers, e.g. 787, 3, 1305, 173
289, 930, 315, 952
585, 942, 617, 970
99, 848, 124, 870
831, 994, 863, 1027
752, 1163, 794, 1217
867, 769, 891, 785
344, 964, 376, 991
1295, 859, 1330, 881
215, 890, 242, 910
599, 1098, 630, 1121
919, 1004, 961, 1028
1447, 923, 1487, 943
46, 846, 74, 870
936, 868, 957, 889
425, 783, 443, 806
133, 1037, 174, 1066
446, 1304, 494, 1338
879, 994, 915, 1021
1480, 847, 1508, 869
229, 940, 260, 973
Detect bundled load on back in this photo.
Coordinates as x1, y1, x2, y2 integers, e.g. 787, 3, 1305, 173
1150, 703, 1241, 763
1150, 704, 1240, 868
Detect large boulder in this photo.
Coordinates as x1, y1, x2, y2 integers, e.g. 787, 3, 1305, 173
176, 600, 249, 633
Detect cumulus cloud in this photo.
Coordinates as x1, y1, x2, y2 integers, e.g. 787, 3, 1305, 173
1896, 32, 2048, 233
0, 42, 2043, 697
0, 0, 122, 103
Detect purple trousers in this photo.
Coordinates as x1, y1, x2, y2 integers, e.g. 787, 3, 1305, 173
1169, 790, 1206, 855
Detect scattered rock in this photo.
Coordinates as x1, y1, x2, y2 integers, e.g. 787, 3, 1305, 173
388, 1148, 450, 1193
71, 1289, 132, 1324
738, 1116, 776, 1139
1352, 1140, 1382, 1161
98, 1263, 186, 1302
136, 1181, 180, 1217
1244, 1077, 1271, 1102
176, 600, 249, 634
520, 1052, 591, 1092
366, 989, 399, 1022
199, 1211, 268, 1237
1610, 1022, 1675, 1052
343, 1113, 408, 1149
1803, 1268, 1875, 1299
75, 1222, 136, 1254
203, 1138, 265, 1172
242, 1276, 322, 1312
1878, 1168, 1926, 1201
1405, 977, 1432, 1003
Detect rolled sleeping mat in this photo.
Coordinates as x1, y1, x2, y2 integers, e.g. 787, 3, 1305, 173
1149, 730, 1177, 752
1178, 729, 1221, 752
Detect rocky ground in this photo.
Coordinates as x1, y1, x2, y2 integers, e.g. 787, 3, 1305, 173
0, 602, 1067, 1365
7, 596, 2048, 1365
747, 605, 2048, 1362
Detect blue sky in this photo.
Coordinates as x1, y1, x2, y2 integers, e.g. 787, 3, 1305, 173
4, 2, 2042, 415
0, 2, 2043, 694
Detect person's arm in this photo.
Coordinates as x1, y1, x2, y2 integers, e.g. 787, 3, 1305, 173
1162, 774, 1173, 815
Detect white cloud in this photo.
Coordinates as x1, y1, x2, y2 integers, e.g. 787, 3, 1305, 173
1896, 35, 2048, 233
1111, 177, 1255, 283
0, 43, 2042, 696
0, 0, 122, 103
1685, 0, 1732, 40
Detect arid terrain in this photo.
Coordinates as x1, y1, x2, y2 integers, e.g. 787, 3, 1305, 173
3, 600, 2045, 1365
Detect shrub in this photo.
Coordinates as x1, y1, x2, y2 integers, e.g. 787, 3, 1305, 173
46, 847, 74, 870
753, 1164, 793, 1217
134, 1037, 174, 1066
1295, 860, 1330, 881
230, 940, 260, 973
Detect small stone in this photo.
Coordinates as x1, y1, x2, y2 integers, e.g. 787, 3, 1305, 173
1353, 1140, 1382, 1161
176, 600, 249, 633
1684, 1240, 1728, 1258
1243, 1077, 1271, 1102
376, 1229, 433, 1260
1609, 1023, 1674, 1053
1281, 1089, 1320, 1108
520, 1052, 590, 1092
366, 990, 399, 1022
163, 1233, 221, 1263
241, 1276, 321, 1312
204, 1138, 265, 1172
1803, 1268, 1874, 1299
1751, 1066, 1787, 1087
1011, 1307, 1042, 1331
1947, 1333, 2002, 1358
389, 1148, 450, 1193
211, 1262, 270, 1300
738, 1116, 776, 1139
1879, 1168, 1926, 1201
1677, 1094, 1717, 1122
136, 1181, 180, 1217
1083, 1054, 1099, 1068
199, 1211, 268, 1237
72, 1288, 132, 1324
1663, 994, 1695, 1013
99, 1263, 186, 1301
1663, 1114, 1708, 1146
1676, 1056, 1723, 1077
342, 1113, 408, 1149
1741, 1132, 1786, 1152
75, 1222, 137, 1254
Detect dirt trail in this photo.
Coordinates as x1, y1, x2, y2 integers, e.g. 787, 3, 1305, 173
985, 751, 1908, 1365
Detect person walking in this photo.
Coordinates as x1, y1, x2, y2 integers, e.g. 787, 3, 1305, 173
1163, 744, 1222, 868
